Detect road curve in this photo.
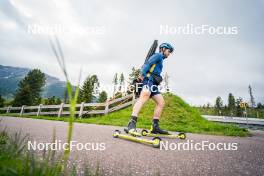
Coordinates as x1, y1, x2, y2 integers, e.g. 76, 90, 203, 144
0, 116, 264, 176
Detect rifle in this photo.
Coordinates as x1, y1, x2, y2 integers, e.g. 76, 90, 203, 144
144, 39, 158, 63
133, 40, 158, 98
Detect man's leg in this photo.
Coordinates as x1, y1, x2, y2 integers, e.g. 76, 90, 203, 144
126, 89, 151, 132
151, 94, 165, 120
132, 90, 151, 117
150, 94, 169, 134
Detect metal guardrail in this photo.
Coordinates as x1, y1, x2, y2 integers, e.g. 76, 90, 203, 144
203, 115, 264, 126
0, 94, 135, 118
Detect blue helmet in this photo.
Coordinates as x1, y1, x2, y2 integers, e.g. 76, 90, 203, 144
159, 43, 174, 52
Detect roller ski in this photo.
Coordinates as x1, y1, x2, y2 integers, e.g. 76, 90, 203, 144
141, 120, 186, 139
117, 116, 161, 148
113, 130, 161, 148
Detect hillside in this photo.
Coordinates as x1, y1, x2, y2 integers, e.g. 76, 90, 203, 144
0, 65, 66, 99
77, 93, 249, 136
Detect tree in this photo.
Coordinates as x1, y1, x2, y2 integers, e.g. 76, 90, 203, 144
119, 73, 125, 92
0, 95, 4, 107
56, 97, 62, 104
13, 69, 45, 106
128, 67, 141, 82
127, 67, 141, 94
98, 91, 108, 103
228, 93, 236, 116
248, 85, 256, 108
63, 87, 69, 103
235, 97, 244, 117
215, 96, 223, 108
44, 96, 62, 105
79, 75, 99, 103
45, 96, 56, 105
215, 96, 223, 115
257, 103, 263, 109
206, 102, 211, 108
113, 73, 118, 97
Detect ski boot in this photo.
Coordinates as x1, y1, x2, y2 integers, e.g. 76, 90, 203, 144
141, 119, 186, 139
150, 119, 169, 135
124, 116, 140, 136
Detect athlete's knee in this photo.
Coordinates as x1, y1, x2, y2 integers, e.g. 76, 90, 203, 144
157, 100, 165, 108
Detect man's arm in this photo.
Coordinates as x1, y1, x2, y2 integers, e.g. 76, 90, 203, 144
141, 53, 161, 77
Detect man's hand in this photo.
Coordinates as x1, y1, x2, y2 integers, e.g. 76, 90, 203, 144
137, 75, 144, 81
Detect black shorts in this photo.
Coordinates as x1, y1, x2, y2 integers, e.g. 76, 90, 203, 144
141, 77, 160, 97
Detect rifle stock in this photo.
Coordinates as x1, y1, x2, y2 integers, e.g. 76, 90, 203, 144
144, 40, 158, 63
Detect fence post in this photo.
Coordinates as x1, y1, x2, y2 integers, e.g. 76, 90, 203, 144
104, 100, 109, 115
20, 105, 25, 117
58, 103, 64, 117
6, 106, 11, 114
37, 104, 42, 116
79, 102, 85, 118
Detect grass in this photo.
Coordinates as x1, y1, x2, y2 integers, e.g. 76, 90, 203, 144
0, 129, 62, 175
0, 127, 102, 176
1, 93, 249, 137
49, 36, 82, 174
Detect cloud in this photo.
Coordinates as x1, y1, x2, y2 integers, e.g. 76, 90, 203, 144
0, 0, 263, 105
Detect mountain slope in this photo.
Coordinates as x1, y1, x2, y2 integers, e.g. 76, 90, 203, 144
0, 65, 66, 99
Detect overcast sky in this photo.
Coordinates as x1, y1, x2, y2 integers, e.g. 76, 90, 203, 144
0, 0, 263, 105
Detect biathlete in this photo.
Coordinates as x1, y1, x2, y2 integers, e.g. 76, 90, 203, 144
126, 43, 174, 134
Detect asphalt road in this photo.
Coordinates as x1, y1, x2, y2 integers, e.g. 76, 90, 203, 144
0, 116, 264, 176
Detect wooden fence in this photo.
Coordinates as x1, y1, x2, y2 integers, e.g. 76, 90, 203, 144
0, 94, 135, 118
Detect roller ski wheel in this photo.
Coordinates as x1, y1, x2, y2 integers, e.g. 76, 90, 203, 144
152, 137, 162, 148
178, 132, 186, 140
113, 130, 121, 138
141, 129, 148, 136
